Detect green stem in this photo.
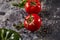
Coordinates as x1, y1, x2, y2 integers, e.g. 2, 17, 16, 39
1, 29, 4, 40
12, 3, 19, 7
12, 0, 27, 8
5, 31, 9, 40
31, 2, 36, 6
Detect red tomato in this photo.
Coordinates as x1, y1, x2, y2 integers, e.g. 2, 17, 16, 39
25, 1, 41, 14
27, 0, 39, 2
24, 14, 42, 32
32, 0, 40, 2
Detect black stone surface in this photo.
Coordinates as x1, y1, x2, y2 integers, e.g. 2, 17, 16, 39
0, 0, 60, 40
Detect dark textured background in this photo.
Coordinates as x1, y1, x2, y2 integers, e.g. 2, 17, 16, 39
0, 0, 60, 40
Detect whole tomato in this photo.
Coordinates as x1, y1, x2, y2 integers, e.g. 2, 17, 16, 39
24, 14, 42, 32
25, 1, 41, 14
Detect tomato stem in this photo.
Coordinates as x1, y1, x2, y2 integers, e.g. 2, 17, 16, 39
27, 15, 33, 23
13, 23, 24, 30
30, 2, 36, 6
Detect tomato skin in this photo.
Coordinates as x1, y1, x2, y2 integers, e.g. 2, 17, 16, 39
25, 1, 41, 14
27, 0, 39, 2
24, 14, 42, 32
